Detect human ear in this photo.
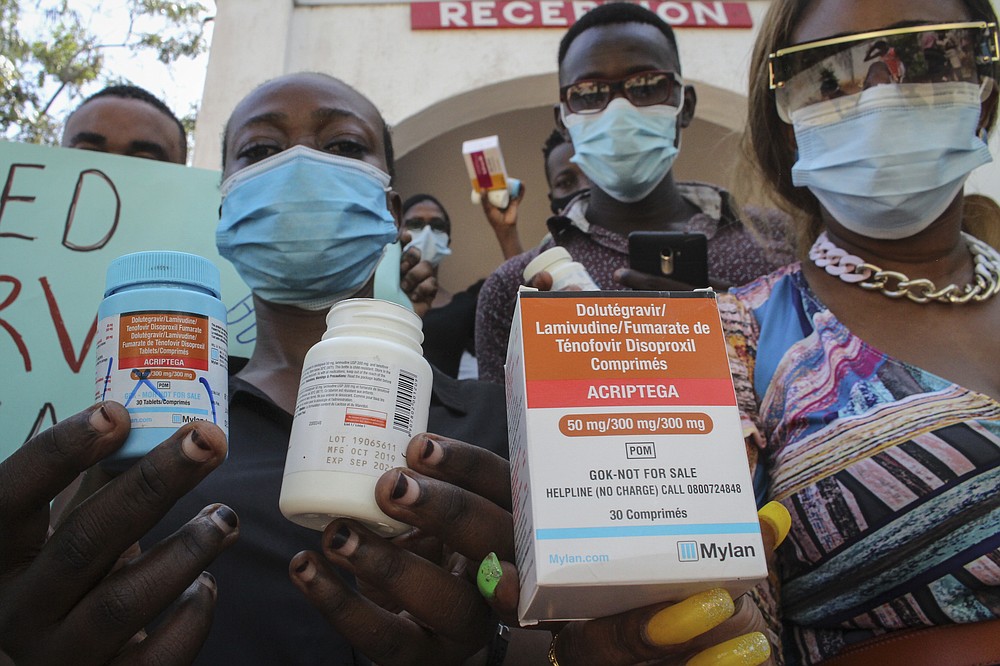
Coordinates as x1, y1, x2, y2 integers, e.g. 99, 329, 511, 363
679, 84, 697, 129
387, 190, 403, 241
553, 103, 568, 136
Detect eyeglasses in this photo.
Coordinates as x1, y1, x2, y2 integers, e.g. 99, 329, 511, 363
768, 22, 999, 122
560, 70, 683, 115
403, 217, 449, 233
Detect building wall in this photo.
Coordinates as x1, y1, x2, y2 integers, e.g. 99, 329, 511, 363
193, 0, 1000, 291
195, 0, 758, 167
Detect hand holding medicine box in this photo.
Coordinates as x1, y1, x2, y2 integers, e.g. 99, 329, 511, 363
505, 290, 766, 624
462, 135, 517, 209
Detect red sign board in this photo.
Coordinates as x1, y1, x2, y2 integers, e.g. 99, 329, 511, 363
411, 1, 752, 30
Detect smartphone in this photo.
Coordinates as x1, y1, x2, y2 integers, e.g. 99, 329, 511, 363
627, 231, 709, 288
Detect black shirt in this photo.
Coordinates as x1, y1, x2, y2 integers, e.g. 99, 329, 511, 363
142, 362, 508, 665
421, 280, 484, 378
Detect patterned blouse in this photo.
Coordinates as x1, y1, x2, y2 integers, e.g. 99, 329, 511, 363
720, 264, 1000, 665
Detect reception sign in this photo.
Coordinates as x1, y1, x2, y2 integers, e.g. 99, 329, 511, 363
411, 1, 752, 30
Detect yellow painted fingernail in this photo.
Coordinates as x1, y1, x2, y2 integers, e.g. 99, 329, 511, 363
758, 501, 791, 549
686, 632, 770, 666
645, 588, 734, 646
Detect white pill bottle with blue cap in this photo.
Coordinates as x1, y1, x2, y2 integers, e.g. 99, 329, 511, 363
95, 250, 229, 468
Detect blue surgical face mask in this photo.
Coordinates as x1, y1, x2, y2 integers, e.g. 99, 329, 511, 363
217, 145, 398, 311
562, 96, 682, 203
790, 82, 992, 239
403, 225, 451, 266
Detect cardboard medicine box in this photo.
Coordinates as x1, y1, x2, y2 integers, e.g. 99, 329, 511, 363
462, 135, 510, 195
506, 290, 766, 624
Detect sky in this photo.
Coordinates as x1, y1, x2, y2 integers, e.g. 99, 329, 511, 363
21, 0, 215, 130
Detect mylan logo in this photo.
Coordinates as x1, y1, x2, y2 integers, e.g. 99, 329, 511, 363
678, 541, 756, 562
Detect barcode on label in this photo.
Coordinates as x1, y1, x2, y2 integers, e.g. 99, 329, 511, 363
393, 369, 417, 434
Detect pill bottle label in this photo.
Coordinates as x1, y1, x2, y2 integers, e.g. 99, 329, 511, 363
285, 353, 429, 477
94, 309, 229, 432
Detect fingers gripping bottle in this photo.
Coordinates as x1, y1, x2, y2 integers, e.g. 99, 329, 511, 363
522, 246, 600, 291
95, 251, 229, 468
280, 298, 432, 535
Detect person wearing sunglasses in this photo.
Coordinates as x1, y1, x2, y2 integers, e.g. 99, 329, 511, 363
724, 0, 1000, 664
474, 2, 795, 385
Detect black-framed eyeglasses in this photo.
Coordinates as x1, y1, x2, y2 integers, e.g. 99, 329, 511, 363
559, 70, 683, 115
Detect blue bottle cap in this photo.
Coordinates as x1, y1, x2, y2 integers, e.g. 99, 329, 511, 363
104, 251, 221, 298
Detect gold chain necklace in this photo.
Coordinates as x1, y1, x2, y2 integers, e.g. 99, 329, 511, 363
808, 232, 1000, 304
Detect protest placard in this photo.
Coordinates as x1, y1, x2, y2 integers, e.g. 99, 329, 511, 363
0, 141, 255, 460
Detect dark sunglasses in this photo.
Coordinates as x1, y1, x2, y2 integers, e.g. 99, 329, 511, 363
560, 70, 683, 115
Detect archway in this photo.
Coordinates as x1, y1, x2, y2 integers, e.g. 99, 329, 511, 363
393, 75, 748, 292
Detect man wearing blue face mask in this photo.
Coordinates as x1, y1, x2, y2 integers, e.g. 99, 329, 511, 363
139, 72, 509, 665
474, 2, 796, 385
401, 193, 484, 379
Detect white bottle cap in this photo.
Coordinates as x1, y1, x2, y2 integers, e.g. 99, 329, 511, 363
523, 246, 573, 282
486, 189, 511, 209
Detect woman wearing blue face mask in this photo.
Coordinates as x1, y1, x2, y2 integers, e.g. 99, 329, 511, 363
727, 0, 1000, 664
401, 193, 484, 379
136, 72, 512, 666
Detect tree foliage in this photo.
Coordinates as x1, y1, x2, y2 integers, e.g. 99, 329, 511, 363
1, 0, 211, 144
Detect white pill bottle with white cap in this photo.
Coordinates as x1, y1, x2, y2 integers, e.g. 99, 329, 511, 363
280, 298, 432, 535
522, 246, 600, 291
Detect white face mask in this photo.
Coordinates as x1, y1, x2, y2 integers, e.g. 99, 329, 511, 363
790, 82, 992, 239
403, 225, 451, 267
